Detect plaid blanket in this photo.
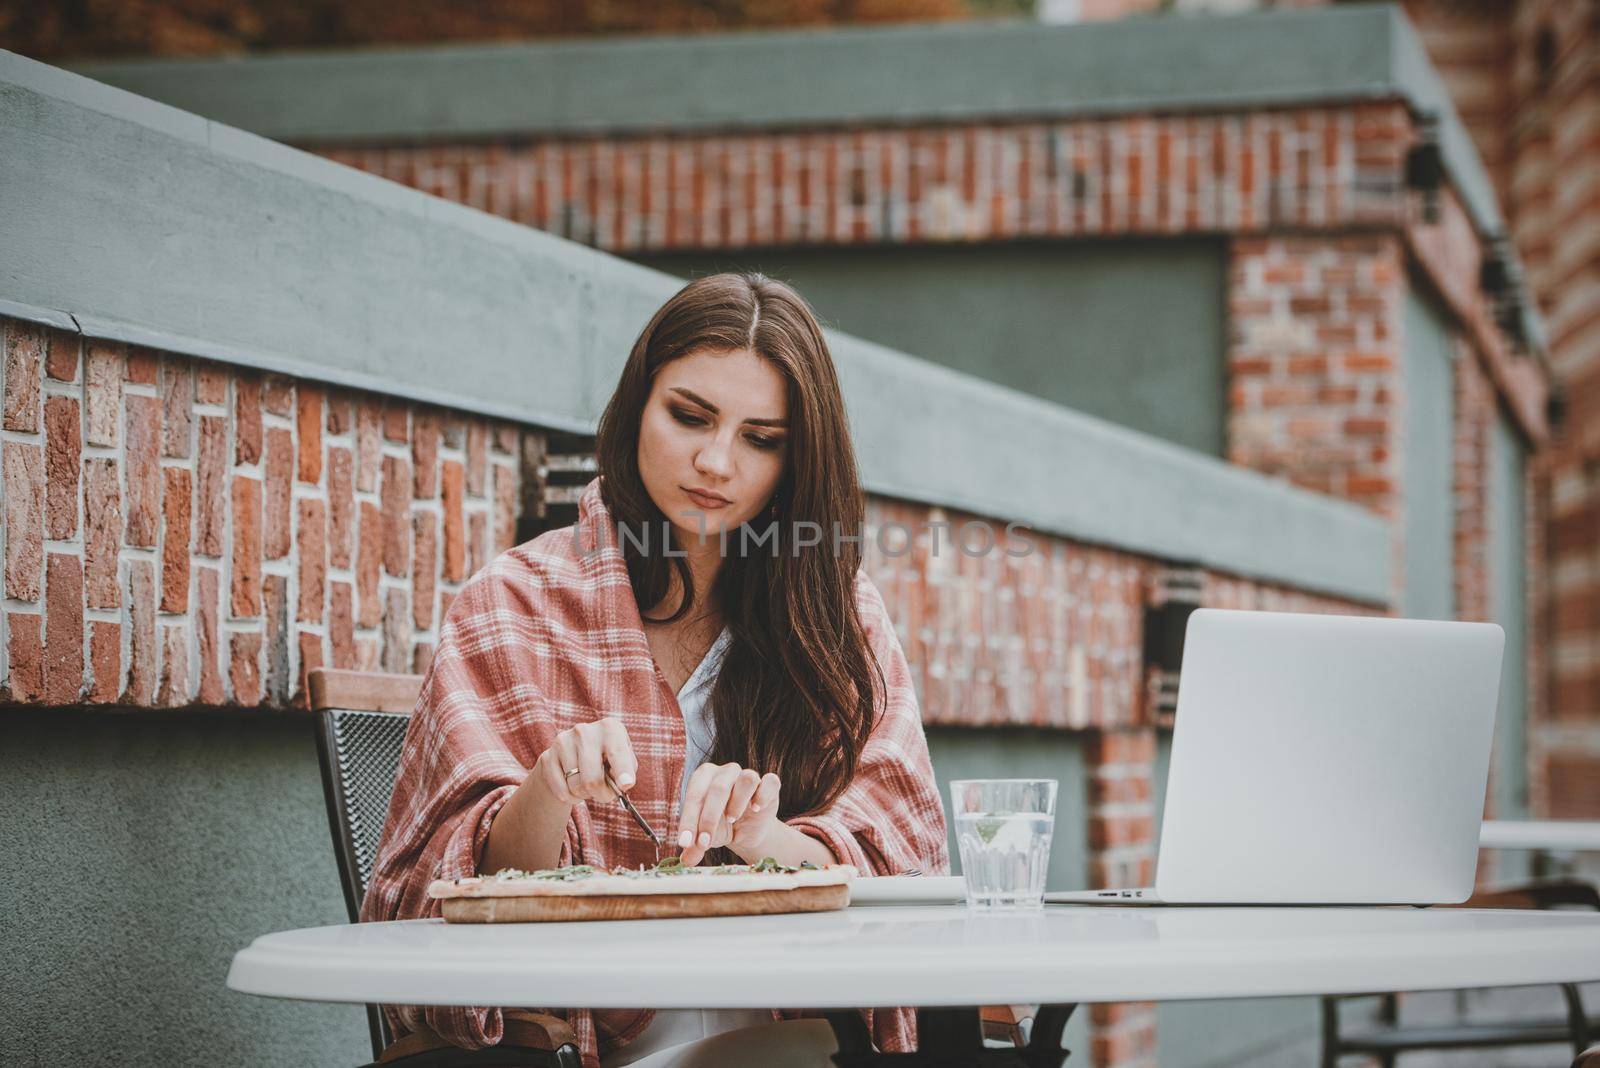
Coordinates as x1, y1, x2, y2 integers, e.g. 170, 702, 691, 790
361, 479, 949, 1065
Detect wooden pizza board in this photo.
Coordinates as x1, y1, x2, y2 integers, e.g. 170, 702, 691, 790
441, 882, 850, 923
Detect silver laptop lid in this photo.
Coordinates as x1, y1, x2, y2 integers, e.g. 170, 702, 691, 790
1155, 609, 1503, 905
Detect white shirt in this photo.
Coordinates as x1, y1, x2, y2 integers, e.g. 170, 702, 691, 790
675, 627, 733, 806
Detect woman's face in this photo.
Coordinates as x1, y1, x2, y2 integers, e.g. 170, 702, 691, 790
638, 346, 790, 544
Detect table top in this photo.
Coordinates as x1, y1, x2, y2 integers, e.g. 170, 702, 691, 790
228, 904, 1600, 1010
1480, 819, 1600, 852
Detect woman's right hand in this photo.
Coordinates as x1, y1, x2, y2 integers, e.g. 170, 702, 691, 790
532, 718, 638, 807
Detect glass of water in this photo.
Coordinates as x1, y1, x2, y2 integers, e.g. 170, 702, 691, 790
950, 779, 1058, 910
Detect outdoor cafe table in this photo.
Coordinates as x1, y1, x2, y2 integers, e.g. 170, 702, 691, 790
228, 903, 1600, 1064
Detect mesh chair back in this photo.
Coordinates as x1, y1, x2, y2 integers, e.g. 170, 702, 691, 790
316, 707, 411, 923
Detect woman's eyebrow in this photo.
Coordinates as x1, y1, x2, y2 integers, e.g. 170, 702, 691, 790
668, 387, 788, 428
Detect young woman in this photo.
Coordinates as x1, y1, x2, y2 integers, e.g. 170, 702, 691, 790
362, 273, 948, 1067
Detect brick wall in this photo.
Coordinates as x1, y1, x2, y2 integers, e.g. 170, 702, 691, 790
0, 317, 530, 709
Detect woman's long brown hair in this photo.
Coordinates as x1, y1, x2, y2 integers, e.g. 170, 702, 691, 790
595, 272, 883, 820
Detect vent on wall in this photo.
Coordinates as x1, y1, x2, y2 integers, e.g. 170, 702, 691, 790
1143, 565, 1204, 725
519, 433, 597, 543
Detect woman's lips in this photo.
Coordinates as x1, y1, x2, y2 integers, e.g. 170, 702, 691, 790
682, 487, 733, 510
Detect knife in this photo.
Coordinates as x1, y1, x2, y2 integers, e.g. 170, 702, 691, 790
605, 769, 664, 863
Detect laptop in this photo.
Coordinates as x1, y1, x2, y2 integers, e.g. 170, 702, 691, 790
1046, 608, 1504, 907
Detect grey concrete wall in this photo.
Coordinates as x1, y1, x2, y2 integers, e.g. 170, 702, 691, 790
0, 711, 370, 1067
634, 241, 1227, 456
0, 49, 1392, 603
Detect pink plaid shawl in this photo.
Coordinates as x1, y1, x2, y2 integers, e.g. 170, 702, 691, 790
360, 479, 949, 1065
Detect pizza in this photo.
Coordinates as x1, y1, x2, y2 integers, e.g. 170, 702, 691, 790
429, 856, 856, 901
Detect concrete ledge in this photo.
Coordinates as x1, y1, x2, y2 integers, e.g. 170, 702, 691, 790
63, 5, 1527, 322
1, 49, 1390, 602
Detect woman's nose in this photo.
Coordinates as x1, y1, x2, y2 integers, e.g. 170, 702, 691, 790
695, 434, 734, 477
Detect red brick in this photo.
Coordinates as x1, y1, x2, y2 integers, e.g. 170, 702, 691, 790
156, 624, 190, 707
1343, 416, 1389, 437
125, 347, 158, 384
297, 498, 327, 623
88, 621, 120, 703
466, 421, 487, 496
297, 384, 323, 483
439, 590, 456, 629
6, 612, 43, 701
263, 573, 289, 705
231, 476, 262, 617
1088, 814, 1155, 850
357, 500, 382, 628
196, 415, 226, 557
1089, 775, 1153, 806
124, 558, 156, 704
383, 400, 409, 443
1347, 475, 1393, 496
469, 511, 488, 576
262, 374, 294, 416
124, 394, 161, 548
326, 389, 353, 435
82, 459, 121, 608
383, 588, 411, 673
195, 565, 224, 704
43, 553, 84, 703
264, 427, 293, 559
4, 319, 42, 432
235, 373, 262, 465
85, 341, 123, 446
231, 632, 262, 706
356, 637, 380, 672
382, 455, 413, 577
441, 417, 464, 450
43, 396, 80, 540
1230, 357, 1273, 376
4, 442, 43, 602
329, 581, 356, 670
161, 467, 192, 612
441, 460, 466, 582
1086, 729, 1157, 766
160, 354, 193, 459
413, 642, 435, 675
356, 399, 382, 492
297, 630, 324, 708
493, 463, 518, 554
45, 327, 79, 382
493, 423, 519, 455
413, 410, 439, 498
414, 511, 437, 630
328, 446, 354, 570
1342, 352, 1394, 373
195, 364, 228, 405
1287, 355, 1328, 377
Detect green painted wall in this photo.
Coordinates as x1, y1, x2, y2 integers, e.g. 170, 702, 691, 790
0, 711, 370, 1067
1490, 414, 1529, 827
632, 240, 1229, 455
1402, 289, 1457, 621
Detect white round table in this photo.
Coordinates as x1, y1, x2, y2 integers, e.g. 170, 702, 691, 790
228, 904, 1600, 1009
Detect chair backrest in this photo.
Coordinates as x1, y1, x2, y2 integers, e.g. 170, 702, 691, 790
310, 669, 423, 923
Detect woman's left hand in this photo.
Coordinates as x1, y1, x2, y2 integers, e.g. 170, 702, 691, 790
676, 762, 781, 866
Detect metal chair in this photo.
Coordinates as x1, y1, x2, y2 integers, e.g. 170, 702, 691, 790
311, 668, 582, 1068
1320, 879, 1600, 1066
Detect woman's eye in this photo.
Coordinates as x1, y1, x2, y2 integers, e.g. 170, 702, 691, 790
669, 408, 708, 427
746, 434, 784, 451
